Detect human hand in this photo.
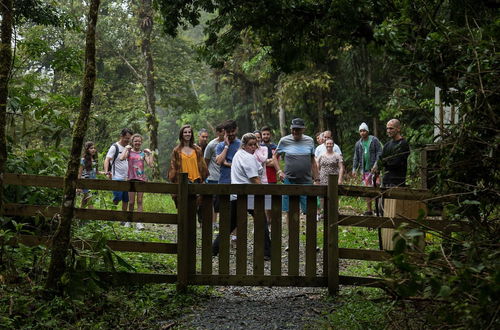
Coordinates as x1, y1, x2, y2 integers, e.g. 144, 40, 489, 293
144, 148, 151, 154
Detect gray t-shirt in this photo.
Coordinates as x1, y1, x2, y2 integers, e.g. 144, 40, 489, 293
276, 134, 315, 183
204, 138, 221, 182
106, 142, 128, 180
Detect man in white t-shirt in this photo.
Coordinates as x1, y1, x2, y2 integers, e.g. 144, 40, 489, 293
314, 130, 342, 159
104, 128, 133, 211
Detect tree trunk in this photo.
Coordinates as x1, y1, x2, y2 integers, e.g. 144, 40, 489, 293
45, 0, 100, 293
317, 89, 325, 132
0, 0, 13, 214
139, 0, 160, 180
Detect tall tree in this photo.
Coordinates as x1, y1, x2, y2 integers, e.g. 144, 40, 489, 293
138, 0, 159, 179
45, 0, 100, 292
0, 0, 13, 214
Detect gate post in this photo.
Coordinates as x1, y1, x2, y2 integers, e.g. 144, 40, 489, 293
327, 174, 339, 295
177, 173, 189, 292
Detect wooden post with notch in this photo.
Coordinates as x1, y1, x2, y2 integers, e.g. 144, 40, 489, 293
176, 173, 189, 292
327, 174, 339, 295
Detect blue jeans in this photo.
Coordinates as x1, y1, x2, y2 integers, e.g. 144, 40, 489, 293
112, 178, 129, 203
282, 178, 311, 212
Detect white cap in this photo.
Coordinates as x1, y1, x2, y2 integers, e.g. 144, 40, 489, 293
359, 122, 369, 132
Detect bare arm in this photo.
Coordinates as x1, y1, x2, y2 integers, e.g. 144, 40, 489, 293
215, 146, 228, 165
120, 145, 131, 160
272, 152, 284, 181
338, 161, 344, 184
311, 156, 319, 184
104, 157, 112, 178
249, 176, 261, 184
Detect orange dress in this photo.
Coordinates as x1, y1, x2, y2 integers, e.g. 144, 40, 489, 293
181, 151, 201, 182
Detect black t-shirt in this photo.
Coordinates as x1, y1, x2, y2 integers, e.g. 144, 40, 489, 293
380, 138, 410, 187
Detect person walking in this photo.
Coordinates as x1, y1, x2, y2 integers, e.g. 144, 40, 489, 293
120, 133, 153, 229
215, 120, 241, 184
352, 122, 383, 215
197, 128, 209, 154
104, 128, 133, 211
377, 119, 410, 187
78, 141, 104, 209
317, 138, 344, 219
314, 130, 342, 159
260, 126, 278, 184
212, 133, 271, 260
204, 123, 225, 228
273, 118, 319, 213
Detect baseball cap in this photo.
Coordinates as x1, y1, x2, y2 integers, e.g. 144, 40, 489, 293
290, 118, 305, 129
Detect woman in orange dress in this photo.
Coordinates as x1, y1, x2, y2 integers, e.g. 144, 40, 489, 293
168, 125, 208, 207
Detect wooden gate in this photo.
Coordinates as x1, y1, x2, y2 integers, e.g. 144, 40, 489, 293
2, 173, 469, 295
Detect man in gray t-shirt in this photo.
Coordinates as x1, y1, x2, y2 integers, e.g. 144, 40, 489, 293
273, 118, 319, 212
204, 124, 225, 225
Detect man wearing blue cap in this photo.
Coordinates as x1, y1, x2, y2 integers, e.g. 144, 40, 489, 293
273, 118, 319, 213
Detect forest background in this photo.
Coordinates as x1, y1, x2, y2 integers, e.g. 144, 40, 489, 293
1, 0, 498, 328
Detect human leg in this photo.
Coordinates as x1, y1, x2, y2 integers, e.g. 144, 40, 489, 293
212, 199, 238, 256
128, 192, 136, 211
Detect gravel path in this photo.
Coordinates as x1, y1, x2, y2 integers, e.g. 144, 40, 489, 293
158, 210, 360, 330
175, 285, 329, 329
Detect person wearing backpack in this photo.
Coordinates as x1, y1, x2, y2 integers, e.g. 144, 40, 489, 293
103, 128, 133, 211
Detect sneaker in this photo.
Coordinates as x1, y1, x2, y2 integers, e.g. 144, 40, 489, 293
264, 255, 271, 261
136, 222, 145, 230
363, 211, 374, 216
122, 222, 131, 228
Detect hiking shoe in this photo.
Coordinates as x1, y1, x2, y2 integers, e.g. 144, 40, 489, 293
136, 222, 145, 230
264, 255, 271, 261
363, 211, 374, 216
122, 222, 131, 228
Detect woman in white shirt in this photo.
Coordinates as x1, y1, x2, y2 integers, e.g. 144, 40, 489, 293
212, 133, 271, 260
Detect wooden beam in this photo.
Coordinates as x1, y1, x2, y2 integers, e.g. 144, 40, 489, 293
338, 214, 470, 232
191, 274, 327, 287
96, 272, 177, 285
339, 275, 385, 288
2, 203, 177, 224
339, 248, 390, 261
327, 175, 339, 295
12, 235, 177, 254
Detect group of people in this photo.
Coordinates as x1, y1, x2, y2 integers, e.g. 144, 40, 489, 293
78, 117, 410, 239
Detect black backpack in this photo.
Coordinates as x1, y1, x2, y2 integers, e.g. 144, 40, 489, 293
107, 143, 120, 175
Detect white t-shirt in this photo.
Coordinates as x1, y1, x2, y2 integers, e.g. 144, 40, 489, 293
315, 143, 342, 158
231, 148, 270, 209
106, 142, 128, 180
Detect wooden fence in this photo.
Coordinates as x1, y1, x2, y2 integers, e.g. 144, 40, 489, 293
2, 173, 469, 295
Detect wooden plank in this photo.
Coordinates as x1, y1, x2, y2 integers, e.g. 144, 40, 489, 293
187, 194, 197, 274
218, 195, 231, 275
381, 199, 427, 251
191, 274, 327, 287
338, 214, 469, 232
176, 173, 189, 292
3, 173, 177, 193
338, 185, 433, 201
96, 272, 177, 285
236, 196, 248, 275
339, 275, 384, 288
288, 195, 300, 276
323, 202, 328, 277
305, 196, 317, 277
253, 195, 265, 276
3, 203, 178, 224
270, 195, 282, 276
327, 174, 339, 295
13, 235, 177, 254
191, 183, 326, 196
201, 195, 213, 274
339, 248, 390, 261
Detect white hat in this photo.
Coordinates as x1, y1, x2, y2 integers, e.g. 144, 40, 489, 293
359, 122, 369, 132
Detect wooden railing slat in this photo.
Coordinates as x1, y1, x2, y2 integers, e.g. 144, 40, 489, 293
287, 195, 300, 276
270, 195, 282, 276
253, 195, 265, 276
187, 194, 197, 275
236, 196, 248, 275
218, 195, 231, 275
327, 175, 339, 295
339, 248, 390, 261
305, 196, 317, 277
201, 195, 213, 275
